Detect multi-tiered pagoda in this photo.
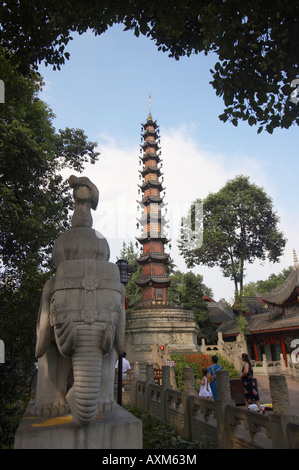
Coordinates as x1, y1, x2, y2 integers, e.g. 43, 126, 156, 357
124, 100, 199, 371
135, 101, 171, 307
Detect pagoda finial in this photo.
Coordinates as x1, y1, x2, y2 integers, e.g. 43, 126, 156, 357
148, 94, 152, 121
293, 248, 299, 269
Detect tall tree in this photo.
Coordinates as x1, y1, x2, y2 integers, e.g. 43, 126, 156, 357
0, 55, 99, 276
0, 56, 99, 447
0, 1, 298, 132
117, 241, 142, 309
179, 176, 286, 296
168, 270, 217, 344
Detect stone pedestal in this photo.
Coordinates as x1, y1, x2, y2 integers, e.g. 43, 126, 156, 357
125, 307, 199, 372
14, 402, 142, 449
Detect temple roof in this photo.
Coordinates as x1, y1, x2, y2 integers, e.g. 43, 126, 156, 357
232, 296, 278, 316
207, 301, 235, 324
256, 268, 299, 306
218, 306, 299, 337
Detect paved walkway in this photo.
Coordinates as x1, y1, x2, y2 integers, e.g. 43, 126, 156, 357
254, 373, 299, 416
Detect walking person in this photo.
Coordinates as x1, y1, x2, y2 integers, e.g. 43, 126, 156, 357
207, 355, 222, 400
198, 368, 213, 399
115, 352, 131, 390
241, 353, 265, 414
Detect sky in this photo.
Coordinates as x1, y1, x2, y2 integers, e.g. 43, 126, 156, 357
38, 24, 299, 303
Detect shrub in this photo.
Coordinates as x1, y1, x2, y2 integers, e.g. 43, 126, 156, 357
170, 353, 239, 390
125, 405, 215, 449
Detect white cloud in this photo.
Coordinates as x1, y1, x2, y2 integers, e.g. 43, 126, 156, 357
62, 125, 297, 302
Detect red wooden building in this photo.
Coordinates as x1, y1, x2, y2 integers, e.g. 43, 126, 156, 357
218, 257, 299, 366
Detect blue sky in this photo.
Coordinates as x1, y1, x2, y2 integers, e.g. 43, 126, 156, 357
38, 24, 299, 302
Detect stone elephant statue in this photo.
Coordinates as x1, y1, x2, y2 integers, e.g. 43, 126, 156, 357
34, 176, 126, 427
35, 256, 125, 426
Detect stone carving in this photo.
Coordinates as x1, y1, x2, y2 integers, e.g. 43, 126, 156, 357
34, 175, 125, 426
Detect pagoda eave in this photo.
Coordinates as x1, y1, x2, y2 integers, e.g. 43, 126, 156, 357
142, 119, 158, 128
137, 253, 170, 264
136, 276, 171, 287
140, 196, 164, 205
138, 181, 165, 192
141, 142, 160, 151
136, 235, 170, 244
139, 166, 162, 177
140, 153, 161, 163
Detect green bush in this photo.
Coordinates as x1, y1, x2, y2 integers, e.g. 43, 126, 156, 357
125, 405, 215, 449
170, 353, 239, 391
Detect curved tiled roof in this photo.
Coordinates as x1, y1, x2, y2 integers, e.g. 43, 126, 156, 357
218, 306, 299, 336
256, 268, 299, 306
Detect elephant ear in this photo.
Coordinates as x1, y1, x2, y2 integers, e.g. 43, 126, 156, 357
35, 278, 54, 358
102, 320, 115, 355
54, 321, 76, 357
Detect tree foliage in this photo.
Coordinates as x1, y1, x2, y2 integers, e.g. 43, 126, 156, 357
0, 1, 298, 132
243, 265, 293, 296
0, 56, 99, 446
118, 241, 142, 309
179, 176, 286, 296
168, 270, 217, 344
0, 54, 99, 275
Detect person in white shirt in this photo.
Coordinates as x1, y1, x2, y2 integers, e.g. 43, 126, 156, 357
115, 352, 131, 386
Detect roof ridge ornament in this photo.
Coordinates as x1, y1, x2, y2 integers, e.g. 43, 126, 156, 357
293, 248, 299, 269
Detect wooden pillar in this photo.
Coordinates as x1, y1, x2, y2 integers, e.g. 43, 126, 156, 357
280, 335, 288, 367
253, 339, 259, 361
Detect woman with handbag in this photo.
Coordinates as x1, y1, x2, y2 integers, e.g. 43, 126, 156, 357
241, 353, 265, 414
207, 355, 223, 400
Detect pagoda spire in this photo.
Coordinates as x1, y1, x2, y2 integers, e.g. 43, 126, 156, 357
135, 104, 172, 308
148, 94, 152, 120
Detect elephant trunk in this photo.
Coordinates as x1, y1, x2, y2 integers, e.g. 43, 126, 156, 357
66, 323, 104, 426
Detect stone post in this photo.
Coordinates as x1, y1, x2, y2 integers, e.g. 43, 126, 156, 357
162, 365, 172, 390
146, 363, 155, 385
161, 366, 172, 421
280, 353, 287, 373
129, 362, 139, 405
182, 367, 195, 440
145, 363, 155, 412
269, 374, 299, 448
216, 370, 233, 403
270, 375, 290, 414
216, 370, 235, 449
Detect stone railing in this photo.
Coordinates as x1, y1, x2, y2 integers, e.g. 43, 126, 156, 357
200, 331, 247, 371
134, 365, 299, 449
251, 353, 286, 375
288, 356, 299, 382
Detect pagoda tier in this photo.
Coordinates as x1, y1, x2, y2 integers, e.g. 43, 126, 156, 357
135, 107, 171, 307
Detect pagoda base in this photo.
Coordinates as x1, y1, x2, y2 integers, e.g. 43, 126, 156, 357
124, 307, 199, 372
